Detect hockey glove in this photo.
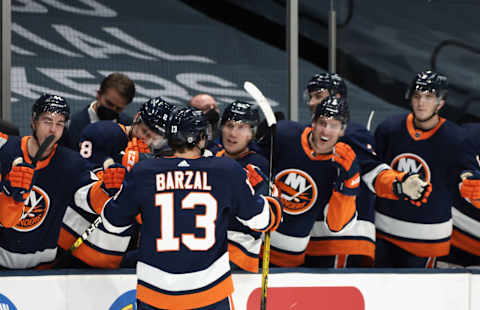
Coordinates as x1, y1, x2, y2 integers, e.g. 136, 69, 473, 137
3, 157, 35, 202
331, 142, 360, 193
102, 158, 127, 196
460, 170, 480, 207
393, 172, 432, 207
122, 138, 151, 171
265, 196, 282, 232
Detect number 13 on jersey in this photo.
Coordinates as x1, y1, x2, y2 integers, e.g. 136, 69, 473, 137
155, 192, 218, 252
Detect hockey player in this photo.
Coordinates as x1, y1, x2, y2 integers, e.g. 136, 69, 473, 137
210, 100, 268, 272
0, 94, 124, 269
99, 106, 282, 309
260, 94, 362, 268
437, 122, 480, 267
302, 73, 431, 267
374, 70, 480, 267
57, 97, 175, 268
64, 73, 135, 150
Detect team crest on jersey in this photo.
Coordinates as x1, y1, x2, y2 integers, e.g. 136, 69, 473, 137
13, 186, 50, 232
275, 169, 317, 215
391, 153, 431, 182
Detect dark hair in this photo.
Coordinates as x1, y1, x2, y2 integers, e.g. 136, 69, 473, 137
98, 73, 136, 104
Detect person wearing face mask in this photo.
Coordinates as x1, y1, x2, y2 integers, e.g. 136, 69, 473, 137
57, 97, 175, 268
64, 73, 135, 151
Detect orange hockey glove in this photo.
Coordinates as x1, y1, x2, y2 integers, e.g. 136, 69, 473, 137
3, 157, 35, 202
460, 170, 480, 208
122, 137, 151, 171
102, 158, 127, 196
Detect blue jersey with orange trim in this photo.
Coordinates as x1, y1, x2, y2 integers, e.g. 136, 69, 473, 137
100, 156, 276, 309
306, 122, 377, 262
0, 136, 102, 269
59, 121, 136, 268
210, 144, 268, 272
449, 123, 480, 259
374, 113, 476, 257
264, 120, 360, 267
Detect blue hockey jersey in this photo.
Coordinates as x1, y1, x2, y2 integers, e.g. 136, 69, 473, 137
0, 136, 105, 269
210, 144, 269, 273
374, 113, 477, 257
265, 120, 360, 267
100, 156, 277, 309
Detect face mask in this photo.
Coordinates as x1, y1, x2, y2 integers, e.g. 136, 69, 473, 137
97, 105, 119, 121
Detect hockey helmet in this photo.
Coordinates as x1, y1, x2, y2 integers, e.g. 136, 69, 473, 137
313, 95, 349, 125
306, 72, 347, 99
167, 106, 208, 146
221, 101, 260, 132
405, 70, 448, 100
138, 97, 175, 136
32, 94, 70, 121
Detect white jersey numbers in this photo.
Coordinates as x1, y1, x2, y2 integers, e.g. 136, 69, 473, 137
155, 192, 218, 252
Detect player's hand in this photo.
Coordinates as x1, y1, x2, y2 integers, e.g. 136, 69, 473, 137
136, 138, 151, 153
3, 157, 35, 202
331, 142, 360, 193
460, 170, 480, 206
102, 158, 127, 196
394, 173, 432, 207
265, 196, 282, 232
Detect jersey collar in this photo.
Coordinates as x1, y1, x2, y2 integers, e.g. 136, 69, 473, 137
406, 113, 445, 141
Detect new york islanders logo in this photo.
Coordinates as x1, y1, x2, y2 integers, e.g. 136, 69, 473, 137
13, 186, 50, 232
275, 169, 317, 215
391, 153, 431, 182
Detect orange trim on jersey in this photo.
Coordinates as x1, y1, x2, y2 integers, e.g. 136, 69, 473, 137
377, 232, 450, 257
406, 113, 446, 141
216, 149, 226, 157
306, 239, 375, 259
269, 248, 306, 267
135, 213, 143, 224
374, 170, 406, 200
300, 127, 334, 161
58, 227, 76, 250
21, 136, 57, 170
137, 275, 234, 310
0, 132, 8, 140
0, 193, 23, 228
228, 243, 259, 273
451, 229, 480, 256
335, 254, 347, 268
326, 190, 356, 232
57, 227, 122, 268
344, 172, 360, 189
89, 181, 110, 214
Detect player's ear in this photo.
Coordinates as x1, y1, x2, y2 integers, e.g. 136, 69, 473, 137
436, 98, 445, 112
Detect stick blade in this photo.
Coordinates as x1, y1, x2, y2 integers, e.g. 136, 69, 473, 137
244, 81, 277, 127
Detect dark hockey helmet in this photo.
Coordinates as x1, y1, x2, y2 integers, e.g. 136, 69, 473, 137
138, 97, 175, 136
313, 95, 349, 125
221, 100, 260, 131
167, 106, 208, 146
32, 93, 70, 121
405, 70, 448, 100
305, 72, 347, 99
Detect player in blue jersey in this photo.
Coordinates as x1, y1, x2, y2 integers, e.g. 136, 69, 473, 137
57, 97, 175, 268
295, 73, 432, 268
437, 123, 480, 267
374, 70, 480, 268
259, 94, 363, 268
99, 106, 281, 309
64, 73, 135, 150
209, 100, 268, 273
0, 94, 124, 269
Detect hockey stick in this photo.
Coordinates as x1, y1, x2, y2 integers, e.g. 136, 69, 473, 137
366, 110, 375, 132
244, 81, 277, 310
53, 158, 114, 267
15, 135, 55, 219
